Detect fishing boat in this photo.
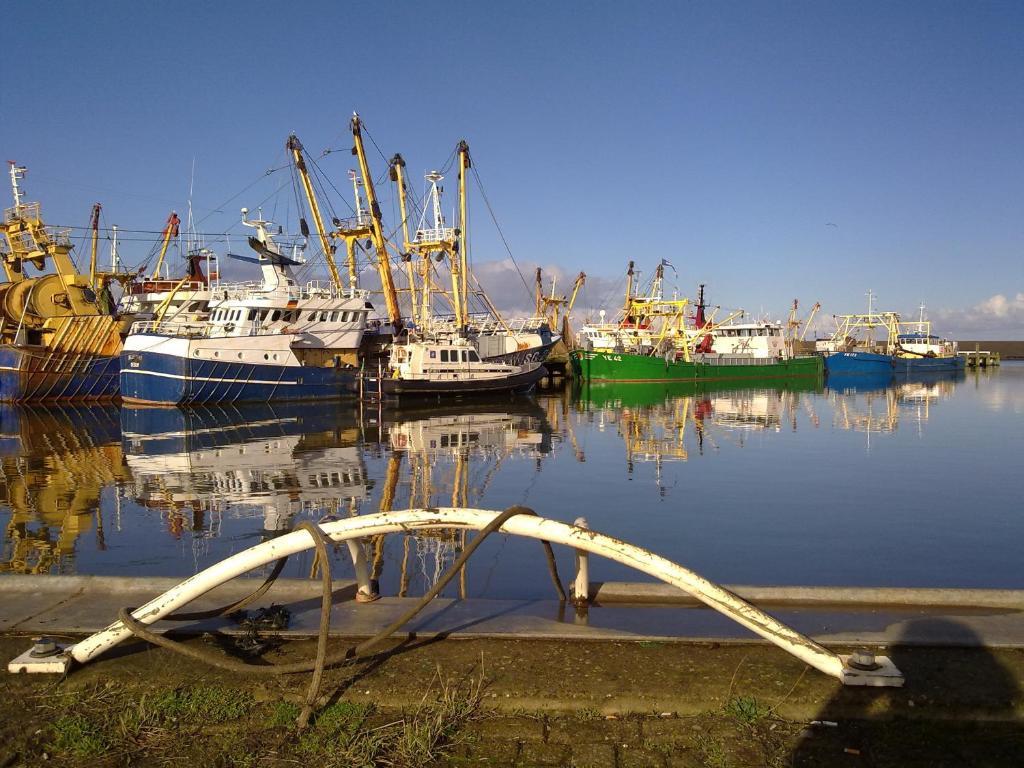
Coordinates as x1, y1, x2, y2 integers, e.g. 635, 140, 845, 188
364, 334, 546, 399
816, 293, 901, 376
892, 307, 964, 372
0, 163, 123, 402
571, 265, 823, 383
120, 210, 367, 405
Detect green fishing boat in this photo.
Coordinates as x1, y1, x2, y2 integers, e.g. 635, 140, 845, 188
570, 348, 823, 383
572, 263, 823, 384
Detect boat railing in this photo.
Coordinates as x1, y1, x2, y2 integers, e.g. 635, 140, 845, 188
129, 319, 212, 338
335, 214, 374, 232
470, 316, 548, 336
412, 226, 456, 244
3, 202, 41, 224
128, 280, 209, 295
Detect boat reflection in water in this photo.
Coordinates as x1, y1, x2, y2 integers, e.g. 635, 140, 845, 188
0, 406, 127, 573
121, 405, 369, 541
576, 378, 824, 493
827, 370, 963, 445
371, 400, 553, 596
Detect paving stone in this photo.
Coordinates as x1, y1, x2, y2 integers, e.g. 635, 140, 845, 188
515, 741, 573, 766
565, 743, 618, 767
618, 745, 667, 768
546, 716, 642, 746
465, 715, 545, 741
460, 737, 521, 765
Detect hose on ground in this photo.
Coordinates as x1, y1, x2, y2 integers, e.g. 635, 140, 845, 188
116, 506, 565, 728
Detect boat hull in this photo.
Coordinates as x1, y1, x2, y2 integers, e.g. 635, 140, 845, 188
823, 351, 894, 375
120, 348, 356, 405
569, 350, 823, 383
366, 365, 547, 398
0, 345, 119, 402
893, 355, 965, 373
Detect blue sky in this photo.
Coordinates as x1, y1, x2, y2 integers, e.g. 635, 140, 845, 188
2, 1, 1022, 336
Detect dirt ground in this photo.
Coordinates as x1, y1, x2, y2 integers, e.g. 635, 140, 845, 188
2, 632, 1023, 767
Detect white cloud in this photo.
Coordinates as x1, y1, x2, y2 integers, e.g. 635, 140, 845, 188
931, 292, 1024, 339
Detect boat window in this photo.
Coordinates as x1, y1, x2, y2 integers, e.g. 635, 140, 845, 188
468, 350, 479, 362
271, 310, 280, 321
329, 311, 338, 322
461, 350, 468, 362
440, 350, 450, 362
429, 350, 436, 359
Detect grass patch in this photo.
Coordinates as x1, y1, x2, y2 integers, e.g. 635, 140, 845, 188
268, 700, 302, 728
150, 685, 253, 724
49, 713, 109, 758
298, 699, 371, 755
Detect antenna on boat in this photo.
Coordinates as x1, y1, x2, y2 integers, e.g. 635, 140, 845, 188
7, 161, 26, 209
866, 288, 875, 316
109, 225, 120, 272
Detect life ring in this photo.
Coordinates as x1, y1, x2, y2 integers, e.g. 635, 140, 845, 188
224, 322, 235, 332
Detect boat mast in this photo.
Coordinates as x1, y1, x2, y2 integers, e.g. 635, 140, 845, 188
623, 261, 635, 311
109, 225, 120, 273
286, 134, 343, 292
350, 114, 401, 329
535, 268, 543, 317
457, 140, 471, 332
88, 203, 101, 290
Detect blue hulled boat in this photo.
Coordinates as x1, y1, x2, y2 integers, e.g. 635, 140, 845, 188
120, 211, 369, 406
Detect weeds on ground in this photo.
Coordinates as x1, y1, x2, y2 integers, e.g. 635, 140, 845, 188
26, 666, 486, 768
724, 695, 770, 725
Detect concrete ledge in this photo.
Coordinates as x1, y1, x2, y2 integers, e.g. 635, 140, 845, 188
590, 582, 1024, 609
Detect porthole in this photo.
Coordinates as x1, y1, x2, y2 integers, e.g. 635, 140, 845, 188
214, 351, 220, 358
238, 352, 243, 360
264, 353, 269, 360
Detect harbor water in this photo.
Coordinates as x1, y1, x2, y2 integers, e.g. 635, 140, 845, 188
1, 365, 1021, 600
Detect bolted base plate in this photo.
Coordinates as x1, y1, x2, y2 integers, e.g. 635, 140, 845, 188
8, 644, 73, 675
838, 654, 904, 687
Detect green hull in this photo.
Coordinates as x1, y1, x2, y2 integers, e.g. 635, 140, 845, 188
569, 349, 824, 384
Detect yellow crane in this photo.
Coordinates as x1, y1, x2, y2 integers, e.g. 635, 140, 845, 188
286, 134, 344, 291
800, 302, 822, 341
151, 211, 180, 279
350, 114, 401, 328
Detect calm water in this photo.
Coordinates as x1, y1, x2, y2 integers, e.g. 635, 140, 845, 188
2, 364, 1021, 599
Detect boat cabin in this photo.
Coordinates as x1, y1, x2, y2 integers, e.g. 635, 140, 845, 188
710, 322, 786, 357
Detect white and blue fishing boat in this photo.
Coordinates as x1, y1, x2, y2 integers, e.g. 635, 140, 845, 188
120, 210, 368, 405
892, 307, 964, 372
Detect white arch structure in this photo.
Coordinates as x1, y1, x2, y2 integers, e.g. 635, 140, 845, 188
64, 509, 900, 685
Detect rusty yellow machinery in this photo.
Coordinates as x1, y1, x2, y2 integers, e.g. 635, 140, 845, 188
0, 163, 123, 401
